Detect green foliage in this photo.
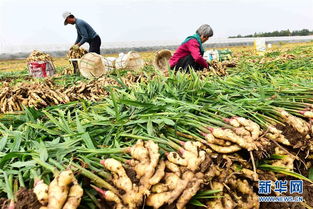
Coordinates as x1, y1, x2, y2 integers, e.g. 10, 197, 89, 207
229, 29, 313, 38
0, 44, 313, 206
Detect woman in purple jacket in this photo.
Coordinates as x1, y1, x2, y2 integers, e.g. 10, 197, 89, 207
169, 24, 213, 71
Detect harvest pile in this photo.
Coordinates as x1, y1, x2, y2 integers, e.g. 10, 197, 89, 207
67, 46, 88, 59
91, 140, 209, 209
0, 71, 157, 113
0, 44, 313, 209
207, 60, 229, 76
0, 78, 113, 113
27, 50, 53, 62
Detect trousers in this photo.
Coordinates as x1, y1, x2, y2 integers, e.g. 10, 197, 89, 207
171, 54, 204, 72
88, 35, 101, 54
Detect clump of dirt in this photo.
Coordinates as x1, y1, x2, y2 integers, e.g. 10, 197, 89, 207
0, 198, 9, 209
14, 188, 42, 209
303, 181, 313, 207
276, 123, 312, 163
124, 166, 140, 185
254, 142, 277, 160
276, 124, 306, 147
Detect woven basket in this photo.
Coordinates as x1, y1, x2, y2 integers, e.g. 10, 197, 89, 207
153, 49, 172, 71
79, 53, 106, 79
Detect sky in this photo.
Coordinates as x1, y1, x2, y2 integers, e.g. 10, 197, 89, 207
0, 0, 312, 52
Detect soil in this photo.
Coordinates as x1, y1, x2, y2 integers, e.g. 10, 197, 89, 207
124, 166, 140, 185
276, 124, 306, 148
258, 124, 313, 209
0, 188, 42, 209
0, 198, 9, 209
200, 155, 212, 172
14, 188, 42, 209
254, 141, 277, 160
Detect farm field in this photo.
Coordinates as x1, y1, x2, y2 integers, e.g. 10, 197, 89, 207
0, 42, 313, 209
0, 42, 310, 73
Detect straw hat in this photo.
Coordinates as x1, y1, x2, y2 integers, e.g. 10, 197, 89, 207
79, 53, 106, 79
154, 49, 172, 71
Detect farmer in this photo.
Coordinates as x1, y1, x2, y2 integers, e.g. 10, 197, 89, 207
62, 12, 101, 54
169, 24, 213, 71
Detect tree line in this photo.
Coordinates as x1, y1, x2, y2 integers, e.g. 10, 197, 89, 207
229, 29, 313, 38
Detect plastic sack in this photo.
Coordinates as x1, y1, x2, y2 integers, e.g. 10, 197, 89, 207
28, 61, 55, 78
217, 49, 232, 61
203, 50, 219, 61
102, 57, 116, 71
204, 49, 232, 62
254, 38, 266, 55
115, 51, 145, 70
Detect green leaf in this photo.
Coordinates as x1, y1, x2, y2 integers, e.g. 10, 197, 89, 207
2, 171, 13, 199
125, 119, 148, 125
147, 118, 154, 136
105, 107, 116, 117
119, 99, 154, 108
195, 190, 222, 197
194, 195, 224, 199
10, 160, 36, 168
0, 135, 8, 152
309, 168, 313, 181
76, 113, 95, 149
269, 154, 286, 160
39, 140, 48, 162
162, 118, 175, 126
258, 164, 313, 183
26, 123, 60, 135
11, 132, 22, 152
0, 152, 30, 168
110, 89, 120, 120
189, 199, 207, 207
43, 111, 66, 132
110, 75, 128, 89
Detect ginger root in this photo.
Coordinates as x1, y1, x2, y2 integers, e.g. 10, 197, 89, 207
47, 170, 75, 209
208, 127, 257, 151
36, 170, 83, 209
62, 181, 84, 209
96, 140, 165, 209
33, 179, 49, 205
176, 172, 204, 209
271, 147, 294, 171
266, 125, 291, 146
279, 110, 310, 135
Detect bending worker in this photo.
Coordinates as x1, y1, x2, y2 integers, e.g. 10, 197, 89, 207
169, 24, 213, 71
62, 11, 101, 54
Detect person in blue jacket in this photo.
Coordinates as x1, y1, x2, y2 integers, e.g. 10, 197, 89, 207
63, 11, 101, 54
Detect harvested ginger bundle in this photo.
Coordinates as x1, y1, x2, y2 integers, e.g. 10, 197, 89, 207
27, 50, 53, 62
96, 140, 164, 209
67, 46, 88, 59
34, 170, 83, 209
